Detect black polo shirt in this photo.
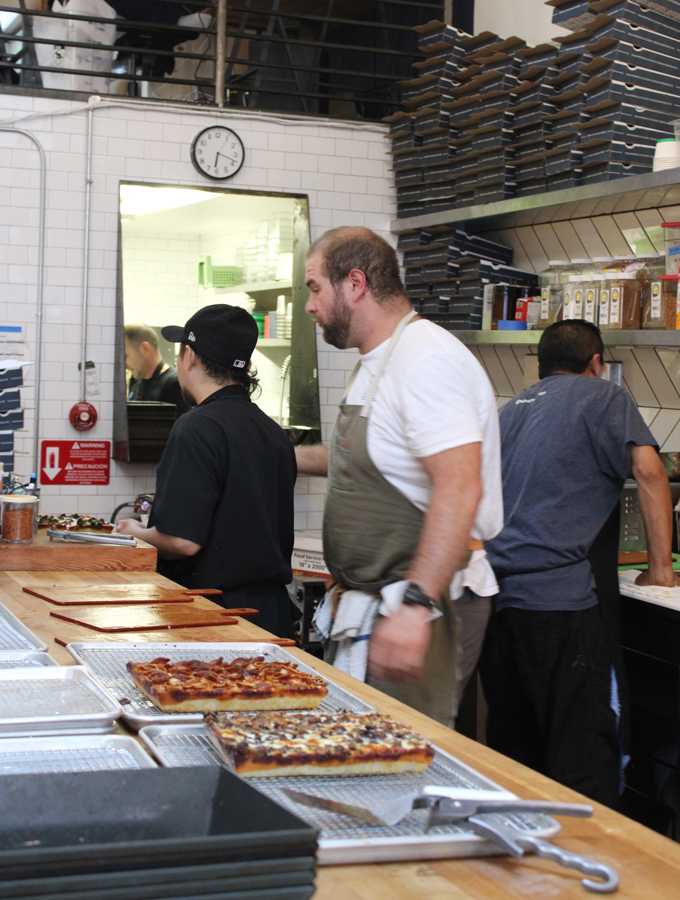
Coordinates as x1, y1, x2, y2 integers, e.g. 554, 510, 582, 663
149, 384, 296, 594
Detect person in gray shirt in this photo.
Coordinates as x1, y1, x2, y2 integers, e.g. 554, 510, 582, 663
481, 320, 678, 808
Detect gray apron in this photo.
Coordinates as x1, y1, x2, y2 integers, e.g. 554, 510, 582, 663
323, 311, 458, 726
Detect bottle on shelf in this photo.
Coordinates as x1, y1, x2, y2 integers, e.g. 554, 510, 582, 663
538, 260, 569, 330
609, 272, 641, 330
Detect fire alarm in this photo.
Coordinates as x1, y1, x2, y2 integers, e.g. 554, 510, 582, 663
69, 402, 97, 431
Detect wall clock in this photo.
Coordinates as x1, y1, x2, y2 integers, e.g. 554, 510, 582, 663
190, 126, 245, 180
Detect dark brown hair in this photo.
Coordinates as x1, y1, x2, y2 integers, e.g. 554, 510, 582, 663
179, 343, 260, 396
309, 226, 404, 303
538, 320, 604, 379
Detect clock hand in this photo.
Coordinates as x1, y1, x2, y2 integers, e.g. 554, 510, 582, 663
214, 152, 219, 167
216, 151, 238, 163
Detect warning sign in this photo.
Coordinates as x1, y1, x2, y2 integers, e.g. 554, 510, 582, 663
40, 440, 110, 486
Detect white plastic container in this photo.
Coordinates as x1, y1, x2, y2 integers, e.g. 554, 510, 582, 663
662, 222, 680, 275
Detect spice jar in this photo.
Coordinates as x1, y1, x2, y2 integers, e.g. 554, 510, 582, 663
491, 284, 519, 329
608, 273, 641, 330
1, 496, 37, 543
656, 275, 680, 330
537, 261, 568, 329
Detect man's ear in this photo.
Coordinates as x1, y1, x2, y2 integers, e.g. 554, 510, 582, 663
347, 267, 367, 301
183, 345, 198, 371
585, 353, 605, 378
140, 341, 153, 355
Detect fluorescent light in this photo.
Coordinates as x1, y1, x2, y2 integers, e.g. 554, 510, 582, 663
0, 13, 17, 30
119, 186, 220, 216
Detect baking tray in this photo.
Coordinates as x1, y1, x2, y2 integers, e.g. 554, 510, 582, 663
0, 602, 47, 653
66, 641, 376, 730
0, 734, 156, 774
139, 723, 562, 865
0, 651, 59, 669
0, 666, 122, 735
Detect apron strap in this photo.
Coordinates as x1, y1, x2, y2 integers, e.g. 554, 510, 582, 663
360, 309, 417, 418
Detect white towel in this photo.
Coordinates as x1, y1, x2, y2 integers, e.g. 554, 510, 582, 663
311, 589, 333, 643
329, 589, 380, 682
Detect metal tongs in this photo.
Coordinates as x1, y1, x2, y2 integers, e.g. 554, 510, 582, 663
283, 786, 619, 893
46, 528, 137, 548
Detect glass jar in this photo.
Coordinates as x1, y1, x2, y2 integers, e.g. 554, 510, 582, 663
1, 496, 37, 543
609, 273, 641, 330
662, 222, 680, 275
491, 284, 519, 329
637, 253, 666, 323
573, 274, 585, 320
583, 273, 602, 324
599, 274, 612, 330
656, 275, 680, 330
538, 260, 569, 329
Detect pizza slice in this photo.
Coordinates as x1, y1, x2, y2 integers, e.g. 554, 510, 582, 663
126, 656, 328, 712
203, 710, 435, 777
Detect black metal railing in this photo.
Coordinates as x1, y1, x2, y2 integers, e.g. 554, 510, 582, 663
0, 0, 444, 120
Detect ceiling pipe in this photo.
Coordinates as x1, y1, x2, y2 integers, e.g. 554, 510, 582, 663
80, 106, 93, 403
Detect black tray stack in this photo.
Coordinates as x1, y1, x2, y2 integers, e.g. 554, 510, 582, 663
0, 768, 318, 900
389, 4, 680, 219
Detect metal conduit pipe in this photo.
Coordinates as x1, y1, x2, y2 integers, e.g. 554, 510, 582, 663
215, 0, 228, 108
80, 106, 93, 403
0, 127, 46, 478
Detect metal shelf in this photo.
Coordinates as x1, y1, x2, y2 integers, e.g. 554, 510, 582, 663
391, 169, 680, 235
456, 330, 680, 347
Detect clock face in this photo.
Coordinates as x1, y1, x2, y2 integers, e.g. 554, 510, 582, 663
190, 126, 245, 180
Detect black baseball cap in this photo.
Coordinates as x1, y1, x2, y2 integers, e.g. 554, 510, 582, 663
161, 304, 259, 369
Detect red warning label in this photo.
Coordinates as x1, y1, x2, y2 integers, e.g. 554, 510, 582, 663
40, 440, 110, 486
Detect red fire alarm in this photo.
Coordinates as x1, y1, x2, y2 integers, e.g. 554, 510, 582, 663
69, 402, 97, 431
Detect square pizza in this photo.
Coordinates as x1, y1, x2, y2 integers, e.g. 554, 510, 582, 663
126, 655, 328, 712
203, 710, 435, 777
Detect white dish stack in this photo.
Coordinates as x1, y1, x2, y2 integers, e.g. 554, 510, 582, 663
653, 139, 680, 171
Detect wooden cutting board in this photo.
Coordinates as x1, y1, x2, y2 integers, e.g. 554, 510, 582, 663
49, 604, 238, 633
24, 585, 197, 605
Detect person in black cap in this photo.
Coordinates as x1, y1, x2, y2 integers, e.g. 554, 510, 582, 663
116, 304, 297, 637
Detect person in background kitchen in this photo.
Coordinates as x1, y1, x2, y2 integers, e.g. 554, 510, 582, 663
117, 305, 297, 637
481, 319, 679, 809
124, 322, 189, 418
296, 226, 503, 727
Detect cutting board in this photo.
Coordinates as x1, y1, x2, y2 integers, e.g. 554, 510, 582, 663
23, 585, 225, 606
49, 604, 239, 633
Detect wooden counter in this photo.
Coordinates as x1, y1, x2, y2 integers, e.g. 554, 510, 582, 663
0, 531, 157, 572
1, 568, 679, 899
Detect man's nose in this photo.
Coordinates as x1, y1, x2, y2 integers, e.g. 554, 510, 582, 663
305, 295, 315, 314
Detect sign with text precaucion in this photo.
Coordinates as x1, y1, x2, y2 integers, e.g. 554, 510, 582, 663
40, 441, 110, 486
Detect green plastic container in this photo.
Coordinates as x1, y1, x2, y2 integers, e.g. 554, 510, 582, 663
253, 313, 265, 336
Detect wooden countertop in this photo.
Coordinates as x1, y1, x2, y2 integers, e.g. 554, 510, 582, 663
1, 568, 679, 898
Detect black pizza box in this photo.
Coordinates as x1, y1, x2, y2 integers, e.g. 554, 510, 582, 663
477, 144, 515, 167
547, 129, 578, 149
545, 146, 583, 176
548, 0, 597, 31
515, 157, 546, 180
474, 184, 515, 204
471, 128, 513, 152
421, 261, 460, 282
398, 232, 425, 251
581, 76, 680, 116
590, 0, 680, 29
421, 297, 451, 314
554, 50, 587, 74
512, 121, 552, 146
581, 140, 655, 165
580, 160, 652, 183
422, 186, 457, 203
585, 42, 680, 78
455, 191, 476, 208
386, 114, 414, 138
450, 230, 514, 264
456, 169, 483, 189
512, 102, 558, 128
581, 117, 671, 145
513, 139, 547, 162
551, 87, 584, 111
581, 57, 680, 91
586, 13, 680, 59
395, 168, 423, 188
392, 150, 424, 171
585, 101, 677, 128
549, 170, 583, 189
423, 161, 459, 182
421, 131, 448, 149
389, 134, 422, 155
477, 164, 516, 186
415, 20, 472, 55
515, 178, 549, 197
413, 107, 450, 134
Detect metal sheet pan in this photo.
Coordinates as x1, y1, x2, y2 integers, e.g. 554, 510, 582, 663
0, 666, 122, 735
139, 723, 562, 866
0, 601, 47, 653
0, 651, 60, 669
0, 734, 156, 773
66, 642, 376, 730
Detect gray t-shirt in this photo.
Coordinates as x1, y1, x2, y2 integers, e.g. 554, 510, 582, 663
486, 374, 657, 611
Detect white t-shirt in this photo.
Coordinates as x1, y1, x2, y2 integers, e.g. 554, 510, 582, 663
345, 319, 503, 599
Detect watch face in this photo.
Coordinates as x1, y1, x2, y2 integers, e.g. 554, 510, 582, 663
190, 126, 245, 180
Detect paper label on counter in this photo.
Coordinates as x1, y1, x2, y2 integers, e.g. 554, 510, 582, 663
610, 287, 620, 325
599, 289, 610, 326
574, 289, 584, 319
540, 288, 549, 320
291, 548, 330, 576
651, 282, 662, 319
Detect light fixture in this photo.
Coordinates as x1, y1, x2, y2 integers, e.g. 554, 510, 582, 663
119, 186, 220, 216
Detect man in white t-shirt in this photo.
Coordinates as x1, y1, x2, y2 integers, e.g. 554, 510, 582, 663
297, 226, 502, 726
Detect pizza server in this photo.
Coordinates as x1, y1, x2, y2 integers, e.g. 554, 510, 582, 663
283, 787, 618, 893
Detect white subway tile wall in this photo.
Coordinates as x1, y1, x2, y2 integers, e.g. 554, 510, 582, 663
0, 97, 394, 529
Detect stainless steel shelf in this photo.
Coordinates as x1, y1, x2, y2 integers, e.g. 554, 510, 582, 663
456, 331, 680, 347
391, 170, 680, 235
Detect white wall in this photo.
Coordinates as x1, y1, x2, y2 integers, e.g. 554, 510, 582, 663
0, 95, 392, 529
474, 0, 568, 46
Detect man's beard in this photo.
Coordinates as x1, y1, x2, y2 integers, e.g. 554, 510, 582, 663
181, 387, 198, 408
321, 291, 353, 349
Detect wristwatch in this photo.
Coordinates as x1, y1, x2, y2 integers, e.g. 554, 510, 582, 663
402, 582, 439, 613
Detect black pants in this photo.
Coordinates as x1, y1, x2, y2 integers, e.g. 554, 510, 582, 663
217, 583, 294, 639
478, 605, 622, 808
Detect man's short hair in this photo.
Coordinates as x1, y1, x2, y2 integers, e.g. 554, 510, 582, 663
308, 226, 404, 303
538, 320, 605, 379
179, 343, 260, 396
124, 322, 159, 351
